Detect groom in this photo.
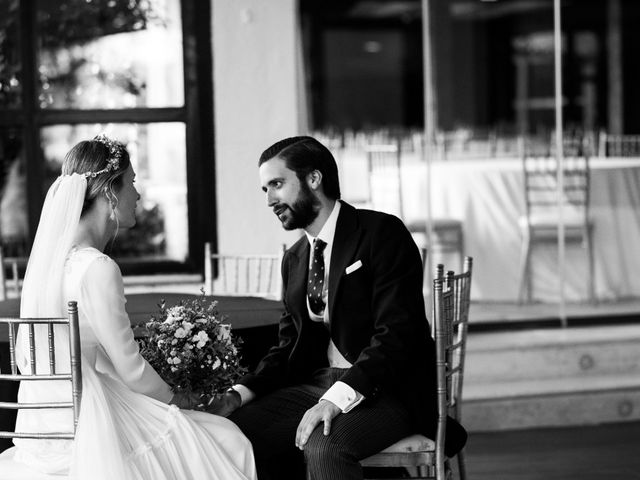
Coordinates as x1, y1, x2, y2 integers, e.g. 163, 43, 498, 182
210, 136, 467, 479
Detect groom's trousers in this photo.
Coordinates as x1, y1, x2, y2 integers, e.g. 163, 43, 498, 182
229, 368, 414, 480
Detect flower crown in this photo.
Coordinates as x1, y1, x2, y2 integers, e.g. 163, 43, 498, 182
84, 133, 123, 178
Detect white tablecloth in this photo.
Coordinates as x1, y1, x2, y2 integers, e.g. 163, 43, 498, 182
338, 151, 640, 302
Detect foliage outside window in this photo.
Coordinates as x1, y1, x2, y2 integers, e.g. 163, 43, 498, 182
0, 0, 211, 271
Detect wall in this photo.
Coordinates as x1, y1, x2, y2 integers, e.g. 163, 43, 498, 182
212, 0, 302, 254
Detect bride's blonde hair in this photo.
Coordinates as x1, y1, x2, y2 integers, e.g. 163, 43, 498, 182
61, 136, 131, 216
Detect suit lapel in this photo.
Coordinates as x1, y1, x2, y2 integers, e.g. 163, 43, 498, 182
328, 201, 361, 319
286, 237, 310, 321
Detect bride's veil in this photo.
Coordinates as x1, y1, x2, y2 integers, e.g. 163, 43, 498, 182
11, 173, 87, 473
16, 173, 87, 374
14, 172, 131, 479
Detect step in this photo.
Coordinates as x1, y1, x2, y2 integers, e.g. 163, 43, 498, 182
465, 324, 640, 382
463, 381, 640, 431
464, 374, 640, 401
460, 325, 640, 431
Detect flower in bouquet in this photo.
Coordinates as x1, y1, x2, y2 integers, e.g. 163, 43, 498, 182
139, 294, 247, 400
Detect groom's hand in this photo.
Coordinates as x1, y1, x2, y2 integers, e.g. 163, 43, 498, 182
206, 390, 242, 417
295, 399, 341, 450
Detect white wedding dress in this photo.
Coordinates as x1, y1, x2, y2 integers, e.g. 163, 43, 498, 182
2, 246, 256, 480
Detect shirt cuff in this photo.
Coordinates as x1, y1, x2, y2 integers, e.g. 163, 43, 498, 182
320, 381, 364, 413
231, 384, 255, 406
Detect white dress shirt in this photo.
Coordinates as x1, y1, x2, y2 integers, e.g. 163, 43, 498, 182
302, 202, 363, 412
234, 201, 364, 413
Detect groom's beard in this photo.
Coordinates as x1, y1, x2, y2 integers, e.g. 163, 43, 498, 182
277, 182, 321, 231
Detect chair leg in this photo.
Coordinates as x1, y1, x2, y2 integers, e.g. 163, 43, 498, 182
517, 233, 532, 303
456, 449, 467, 480
456, 226, 464, 273
405, 466, 419, 477
585, 226, 596, 304
525, 244, 533, 303
445, 459, 453, 480
417, 464, 432, 478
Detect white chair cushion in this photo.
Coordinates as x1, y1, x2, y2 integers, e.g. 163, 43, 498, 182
518, 212, 591, 240
518, 210, 586, 228
378, 434, 435, 453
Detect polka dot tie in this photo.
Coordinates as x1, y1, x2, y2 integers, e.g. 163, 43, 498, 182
308, 238, 327, 316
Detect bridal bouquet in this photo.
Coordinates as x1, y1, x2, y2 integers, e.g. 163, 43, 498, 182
139, 294, 246, 399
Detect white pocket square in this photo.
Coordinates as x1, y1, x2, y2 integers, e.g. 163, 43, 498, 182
345, 260, 362, 275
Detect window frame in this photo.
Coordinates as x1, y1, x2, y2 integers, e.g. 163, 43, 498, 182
0, 0, 215, 274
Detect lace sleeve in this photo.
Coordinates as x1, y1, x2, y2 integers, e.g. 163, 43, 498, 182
79, 256, 173, 403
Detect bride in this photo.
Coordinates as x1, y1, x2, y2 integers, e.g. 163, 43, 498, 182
2, 135, 256, 479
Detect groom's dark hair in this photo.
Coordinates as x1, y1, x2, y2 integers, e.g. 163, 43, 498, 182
259, 136, 341, 200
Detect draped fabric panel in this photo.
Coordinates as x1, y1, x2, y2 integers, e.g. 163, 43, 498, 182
336, 153, 640, 302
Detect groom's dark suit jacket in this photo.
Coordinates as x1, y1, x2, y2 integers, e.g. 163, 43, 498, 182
239, 201, 467, 456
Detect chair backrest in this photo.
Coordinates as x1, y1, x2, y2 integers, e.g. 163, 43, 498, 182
599, 132, 640, 157
365, 142, 404, 218
204, 242, 286, 299
432, 257, 473, 479
0, 301, 82, 440
0, 247, 27, 301
522, 155, 591, 224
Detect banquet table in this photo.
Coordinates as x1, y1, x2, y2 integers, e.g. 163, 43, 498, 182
0, 293, 284, 369
338, 150, 640, 302
0, 293, 283, 339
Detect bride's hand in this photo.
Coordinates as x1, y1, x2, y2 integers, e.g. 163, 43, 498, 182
169, 391, 205, 410
206, 390, 241, 417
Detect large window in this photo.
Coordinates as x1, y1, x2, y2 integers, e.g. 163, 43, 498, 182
0, 0, 214, 272
302, 0, 640, 316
